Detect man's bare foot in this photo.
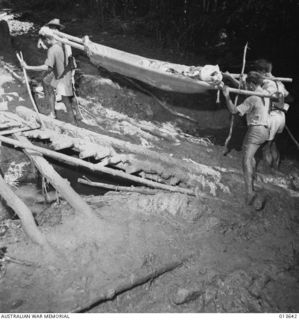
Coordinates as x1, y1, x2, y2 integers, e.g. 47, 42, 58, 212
75, 113, 83, 121
252, 194, 265, 211
48, 111, 56, 119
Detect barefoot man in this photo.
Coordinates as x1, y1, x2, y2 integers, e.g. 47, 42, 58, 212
221, 72, 271, 209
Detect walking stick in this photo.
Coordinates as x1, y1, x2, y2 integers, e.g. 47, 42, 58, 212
223, 43, 248, 155
16, 51, 45, 128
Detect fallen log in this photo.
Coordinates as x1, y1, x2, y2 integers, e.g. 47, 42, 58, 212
0, 174, 50, 248
14, 134, 95, 219
71, 257, 188, 313
78, 177, 158, 195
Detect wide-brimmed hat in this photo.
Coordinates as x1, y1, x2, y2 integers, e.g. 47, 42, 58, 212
45, 18, 65, 30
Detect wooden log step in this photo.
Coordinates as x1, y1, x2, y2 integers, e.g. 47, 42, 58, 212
95, 158, 110, 167
51, 137, 74, 150
124, 165, 140, 175
108, 154, 130, 165
23, 130, 41, 139
94, 146, 116, 160
79, 147, 100, 159
23, 129, 53, 140
140, 172, 164, 183
72, 140, 90, 152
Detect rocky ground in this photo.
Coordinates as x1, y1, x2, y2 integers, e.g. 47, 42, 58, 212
0, 9, 299, 313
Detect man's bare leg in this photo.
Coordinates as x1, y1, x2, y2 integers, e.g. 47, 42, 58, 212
270, 140, 280, 170
243, 143, 260, 205
72, 97, 83, 121
262, 141, 273, 167
42, 82, 56, 117
61, 96, 76, 124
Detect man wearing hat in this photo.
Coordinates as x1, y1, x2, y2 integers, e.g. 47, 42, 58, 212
22, 18, 79, 123
37, 18, 65, 50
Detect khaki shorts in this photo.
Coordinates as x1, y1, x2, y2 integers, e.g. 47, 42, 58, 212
51, 73, 73, 97
268, 111, 285, 141
243, 125, 269, 148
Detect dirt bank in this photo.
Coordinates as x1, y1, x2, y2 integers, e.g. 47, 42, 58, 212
1, 10, 299, 313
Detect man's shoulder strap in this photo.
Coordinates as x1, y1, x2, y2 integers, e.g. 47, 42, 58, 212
61, 43, 67, 68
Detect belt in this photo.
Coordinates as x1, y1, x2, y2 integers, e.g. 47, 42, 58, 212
248, 124, 269, 129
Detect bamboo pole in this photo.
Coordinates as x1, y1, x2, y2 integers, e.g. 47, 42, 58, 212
227, 87, 274, 98
47, 30, 293, 86
53, 29, 84, 44
229, 73, 292, 83
78, 177, 158, 195
0, 174, 50, 248
0, 134, 198, 197
39, 27, 84, 51
14, 134, 95, 219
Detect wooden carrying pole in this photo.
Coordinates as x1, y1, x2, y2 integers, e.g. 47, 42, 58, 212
227, 87, 274, 98
229, 73, 292, 83
14, 134, 95, 219
0, 135, 196, 197
39, 27, 84, 51
52, 29, 293, 84
53, 29, 84, 44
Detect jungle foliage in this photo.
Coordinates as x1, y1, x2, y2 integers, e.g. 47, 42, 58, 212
9, 0, 299, 57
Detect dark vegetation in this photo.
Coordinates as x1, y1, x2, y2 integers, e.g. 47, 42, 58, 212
7, 0, 298, 57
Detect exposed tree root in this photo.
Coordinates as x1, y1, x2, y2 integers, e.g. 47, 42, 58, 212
71, 257, 188, 313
